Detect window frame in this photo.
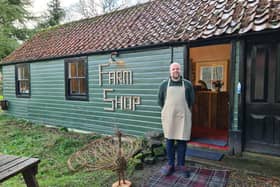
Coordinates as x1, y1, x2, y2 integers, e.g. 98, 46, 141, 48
15, 63, 31, 98
195, 60, 228, 91
64, 57, 89, 101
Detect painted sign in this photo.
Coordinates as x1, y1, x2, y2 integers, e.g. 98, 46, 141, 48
99, 61, 141, 111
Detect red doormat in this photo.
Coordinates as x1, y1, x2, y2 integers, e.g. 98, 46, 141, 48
142, 166, 230, 187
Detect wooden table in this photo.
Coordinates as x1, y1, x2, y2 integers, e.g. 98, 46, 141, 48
0, 154, 40, 187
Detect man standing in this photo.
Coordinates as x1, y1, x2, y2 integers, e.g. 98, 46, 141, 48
158, 62, 194, 177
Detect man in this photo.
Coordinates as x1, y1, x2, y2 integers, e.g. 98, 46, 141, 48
158, 62, 194, 177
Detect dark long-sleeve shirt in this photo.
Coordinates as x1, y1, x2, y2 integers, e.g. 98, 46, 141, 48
158, 77, 195, 109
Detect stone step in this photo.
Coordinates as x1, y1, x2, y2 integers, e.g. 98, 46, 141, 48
188, 141, 229, 154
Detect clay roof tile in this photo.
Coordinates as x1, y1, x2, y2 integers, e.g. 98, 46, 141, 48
2, 0, 280, 64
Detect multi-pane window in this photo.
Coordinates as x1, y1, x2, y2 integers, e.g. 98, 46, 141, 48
200, 66, 224, 90
195, 60, 228, 91
15, 64, 30, 97
65, 57, 88, 100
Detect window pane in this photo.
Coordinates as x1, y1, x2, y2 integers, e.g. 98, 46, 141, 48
201, 67, 212, 89
69, 63, 77, 78
18, 67, 23, 80
79, 78, 86, 94
19, 81, 24, 93
70, 79, 79, 94
213, 66, 223, 80
23, 66, 29, 80
19, 80, 29, 93
25, 81, 30, 93
78, 62, 85, 77
18, 65, 29, 80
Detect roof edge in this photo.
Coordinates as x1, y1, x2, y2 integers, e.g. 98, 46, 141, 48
1, 28, 279, 66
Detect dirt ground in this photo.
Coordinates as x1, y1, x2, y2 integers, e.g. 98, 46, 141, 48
126, 154, 280, 187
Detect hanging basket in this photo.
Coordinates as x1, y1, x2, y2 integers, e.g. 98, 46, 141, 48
0, 100, 8, 110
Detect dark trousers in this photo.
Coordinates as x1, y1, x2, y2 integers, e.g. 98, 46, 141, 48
166, 139, 187, 166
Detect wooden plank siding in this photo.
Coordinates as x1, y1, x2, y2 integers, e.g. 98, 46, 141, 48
3, 47, 185, 136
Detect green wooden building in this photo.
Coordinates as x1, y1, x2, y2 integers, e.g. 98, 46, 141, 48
1, 0, 280, 156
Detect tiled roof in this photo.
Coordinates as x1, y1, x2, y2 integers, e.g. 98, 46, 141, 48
2, 0, 280, 63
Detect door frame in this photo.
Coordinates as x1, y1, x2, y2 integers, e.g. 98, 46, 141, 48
184, 42, 234, 140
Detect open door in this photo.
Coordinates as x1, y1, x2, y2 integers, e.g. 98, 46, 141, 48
189, 44, 231, 144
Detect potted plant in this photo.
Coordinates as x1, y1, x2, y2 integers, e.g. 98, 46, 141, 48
0, 100, 8, 110
212, 80, 224, 92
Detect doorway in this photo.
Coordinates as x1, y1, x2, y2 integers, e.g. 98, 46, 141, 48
189, 44, 231, 146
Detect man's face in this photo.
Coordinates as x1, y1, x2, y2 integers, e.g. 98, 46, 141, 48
170, 63, 181, 81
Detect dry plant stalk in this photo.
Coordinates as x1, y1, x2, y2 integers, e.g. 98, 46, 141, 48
67, 135, 142, 172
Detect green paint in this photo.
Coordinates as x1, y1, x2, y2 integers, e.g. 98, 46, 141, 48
3, 47, 185, 136
233, 41, 240, 131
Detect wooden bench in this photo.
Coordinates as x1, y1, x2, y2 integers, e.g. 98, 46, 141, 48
0, 154, 40, 187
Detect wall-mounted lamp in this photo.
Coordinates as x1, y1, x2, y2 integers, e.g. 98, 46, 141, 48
109, 51, 125, 66
110, 51, 119, 63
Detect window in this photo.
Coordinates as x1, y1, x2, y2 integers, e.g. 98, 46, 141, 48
15, 64, 30, 97
195, 60, 228, 91
65, 57, 88, 100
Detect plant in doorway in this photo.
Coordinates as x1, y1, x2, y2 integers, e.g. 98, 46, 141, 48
212, 80, 224, 92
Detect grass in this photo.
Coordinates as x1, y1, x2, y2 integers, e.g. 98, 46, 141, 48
0, 114, 136, 187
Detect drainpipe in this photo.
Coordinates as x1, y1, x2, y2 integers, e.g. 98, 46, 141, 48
228, 40, 243, 156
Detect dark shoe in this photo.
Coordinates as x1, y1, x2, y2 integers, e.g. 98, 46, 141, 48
183, 170, 191, 178
176, 166, 191, 178
160, 165, 175, 176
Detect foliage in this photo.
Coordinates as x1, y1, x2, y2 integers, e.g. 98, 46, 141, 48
77, 0, 122, 18
0, 114, 139, 186
37, 0, 65, 29
212, 80, 224, 91
101, 0, 120, 13
0, 0, 34, 60
76, 0, 150, 18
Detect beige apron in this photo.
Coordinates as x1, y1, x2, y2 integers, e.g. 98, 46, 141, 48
161, 79, 192, 140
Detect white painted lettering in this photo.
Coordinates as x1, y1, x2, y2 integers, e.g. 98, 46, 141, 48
99, 61, 141, 111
